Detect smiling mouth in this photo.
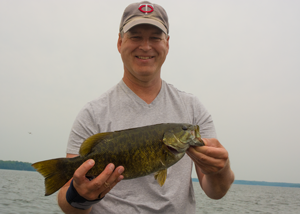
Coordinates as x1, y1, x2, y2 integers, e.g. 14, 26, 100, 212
136, 56, 154, 59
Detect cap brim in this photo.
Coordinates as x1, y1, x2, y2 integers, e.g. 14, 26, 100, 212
123, 18, 168, 35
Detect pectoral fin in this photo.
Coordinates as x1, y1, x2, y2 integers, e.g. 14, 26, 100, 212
154, 169, 167, 186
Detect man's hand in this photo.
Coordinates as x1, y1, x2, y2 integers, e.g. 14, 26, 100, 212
186, 138, 234, 199
186, 138, 229, 175
73, 159, 124, 200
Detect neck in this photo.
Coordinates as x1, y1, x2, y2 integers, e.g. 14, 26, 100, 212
122, 75, 162, 104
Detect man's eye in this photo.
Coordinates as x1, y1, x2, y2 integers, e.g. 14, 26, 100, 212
152, 37, 161, 41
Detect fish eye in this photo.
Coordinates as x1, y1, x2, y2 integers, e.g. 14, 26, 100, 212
182, 125, 188, 130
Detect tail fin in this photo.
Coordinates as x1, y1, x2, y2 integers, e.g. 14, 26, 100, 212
32, 158, 72, 196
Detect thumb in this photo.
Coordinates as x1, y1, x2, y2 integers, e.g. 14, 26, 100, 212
202, 138, 223, 148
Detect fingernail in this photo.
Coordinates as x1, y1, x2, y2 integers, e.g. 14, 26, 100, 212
118, 167, 124, 174
109, 163, 115, 172
88, 159, 95, 165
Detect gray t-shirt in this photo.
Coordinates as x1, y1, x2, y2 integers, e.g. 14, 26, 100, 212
67, 80, 217, 214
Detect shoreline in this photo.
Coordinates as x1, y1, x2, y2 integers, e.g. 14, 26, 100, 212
192, 178, 300, 188
1, 168, 299, 188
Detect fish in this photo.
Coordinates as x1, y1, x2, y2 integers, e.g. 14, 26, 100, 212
32, 123, 205, 196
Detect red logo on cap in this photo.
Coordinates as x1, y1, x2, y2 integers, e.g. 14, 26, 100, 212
139, 4, 154, 14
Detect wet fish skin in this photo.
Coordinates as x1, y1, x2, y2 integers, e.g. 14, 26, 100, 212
32, 123, 204, 196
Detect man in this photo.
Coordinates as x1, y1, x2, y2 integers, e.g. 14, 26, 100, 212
58, 1, 234, 214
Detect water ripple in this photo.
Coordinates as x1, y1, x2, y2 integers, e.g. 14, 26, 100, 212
1, 169, 300, 213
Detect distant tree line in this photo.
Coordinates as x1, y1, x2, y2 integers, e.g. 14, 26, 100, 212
192, 178, 300, 188
0, 160, 36, 171
233, 180, 300, 188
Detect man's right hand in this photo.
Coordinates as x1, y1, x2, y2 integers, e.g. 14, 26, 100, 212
73, 159, 124, 201
58, 155, 124, 214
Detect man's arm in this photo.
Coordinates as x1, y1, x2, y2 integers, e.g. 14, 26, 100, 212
57, 154, 124, 214
186, 138, 234, 199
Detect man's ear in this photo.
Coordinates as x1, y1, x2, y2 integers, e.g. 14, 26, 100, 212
165, 35, 170, 55
117, 33, 122, 53
166, 35, 170, 50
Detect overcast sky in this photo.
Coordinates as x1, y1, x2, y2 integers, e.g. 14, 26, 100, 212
1, 0, 299, 183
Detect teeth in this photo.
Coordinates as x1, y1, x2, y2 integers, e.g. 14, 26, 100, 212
137, 56, 152, 59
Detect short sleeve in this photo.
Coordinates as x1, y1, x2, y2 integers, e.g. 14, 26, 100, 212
66, 103, 99, 154
192, 96, 217, 139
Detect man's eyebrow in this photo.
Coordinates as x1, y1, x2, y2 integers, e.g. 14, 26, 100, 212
128, 30, 140, 35
152, 31, 164, 36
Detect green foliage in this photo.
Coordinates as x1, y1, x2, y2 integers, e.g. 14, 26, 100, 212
0, 160, 36, 171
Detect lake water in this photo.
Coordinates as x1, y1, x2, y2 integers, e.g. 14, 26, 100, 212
1, 169, 300, 214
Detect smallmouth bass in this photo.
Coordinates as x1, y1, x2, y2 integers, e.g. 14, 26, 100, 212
32, 123, 205, 196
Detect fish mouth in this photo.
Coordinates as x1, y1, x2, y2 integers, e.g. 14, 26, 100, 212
165, 131, 197, 155
166, 145, 181, 155
163, 124, 203, 155
189, 128, 204, 146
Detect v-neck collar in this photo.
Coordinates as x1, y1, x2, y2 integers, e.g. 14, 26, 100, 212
119, 80, 165, 108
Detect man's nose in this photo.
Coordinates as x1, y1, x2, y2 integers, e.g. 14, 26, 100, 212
139, 39, 152, 51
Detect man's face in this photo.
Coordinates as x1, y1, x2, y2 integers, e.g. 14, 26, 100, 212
117, 24, 169, 83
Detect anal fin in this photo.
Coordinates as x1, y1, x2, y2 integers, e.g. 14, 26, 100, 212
154, 169, 167, 186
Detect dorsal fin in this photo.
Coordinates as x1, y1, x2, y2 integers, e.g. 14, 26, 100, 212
79, 132, 112, 156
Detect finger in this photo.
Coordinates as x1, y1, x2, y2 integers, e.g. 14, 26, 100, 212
187, 152, 220, 175
187, 148, 226, 170
73, 159, 95, 183
187, 150, 227, 174
73, 163, 115, 200
106, 166, 124, 185
202, 138, 222, 148
190, 146, 228, 159
187, 149, 223, 167
90, 163, 115, 190
98, 166, 124, 198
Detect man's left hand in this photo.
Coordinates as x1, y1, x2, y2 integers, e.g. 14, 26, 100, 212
186, 138, 229, 175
